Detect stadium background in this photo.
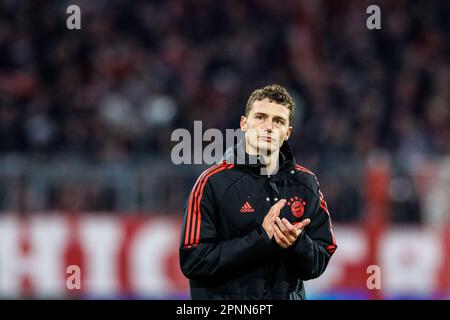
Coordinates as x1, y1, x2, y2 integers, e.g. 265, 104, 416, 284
0, 0, 449, 299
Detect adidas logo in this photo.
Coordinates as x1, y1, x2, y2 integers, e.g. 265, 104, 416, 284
240, 201, 255, 213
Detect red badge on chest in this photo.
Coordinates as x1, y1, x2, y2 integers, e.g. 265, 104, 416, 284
287, 196, 306, 218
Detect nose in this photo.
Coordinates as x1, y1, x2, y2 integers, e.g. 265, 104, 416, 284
262, 118, 274, 131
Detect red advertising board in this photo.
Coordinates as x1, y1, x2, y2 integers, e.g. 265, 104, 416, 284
0, 214, 448, 299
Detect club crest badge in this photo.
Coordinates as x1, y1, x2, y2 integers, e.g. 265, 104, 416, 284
287, 196, 306, 218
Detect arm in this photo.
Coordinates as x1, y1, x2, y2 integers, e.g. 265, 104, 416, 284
286, 190, 337, 280
179, 177, 278, 281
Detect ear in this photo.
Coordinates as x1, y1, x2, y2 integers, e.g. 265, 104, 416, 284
284, 126, 293, 141
240, 115, 248, 132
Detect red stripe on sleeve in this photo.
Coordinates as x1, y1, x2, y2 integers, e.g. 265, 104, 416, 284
193, 163, 234, 245
184, 164, 221, 246
191, 162, 234, 244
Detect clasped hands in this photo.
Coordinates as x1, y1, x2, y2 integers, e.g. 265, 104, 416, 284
262, 199, 310, 249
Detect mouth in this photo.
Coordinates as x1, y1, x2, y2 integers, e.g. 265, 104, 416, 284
258, 136, 273, 142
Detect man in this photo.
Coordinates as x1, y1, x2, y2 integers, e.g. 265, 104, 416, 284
179, 84, 337, 299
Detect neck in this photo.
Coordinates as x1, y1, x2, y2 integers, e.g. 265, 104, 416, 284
262, 152, 279, 176
245, 142, 280, 176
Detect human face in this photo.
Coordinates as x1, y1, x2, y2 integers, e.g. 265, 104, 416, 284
240, 98, 293, 155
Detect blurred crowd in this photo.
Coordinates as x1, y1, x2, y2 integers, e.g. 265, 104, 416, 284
0, 0, 449, 221
0, 0, 448, 160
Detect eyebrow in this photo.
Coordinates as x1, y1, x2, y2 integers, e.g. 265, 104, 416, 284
254, 112, 287, 122
273, 116, 286, 123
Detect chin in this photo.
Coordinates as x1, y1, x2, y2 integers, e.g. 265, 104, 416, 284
257, 143, 278, 155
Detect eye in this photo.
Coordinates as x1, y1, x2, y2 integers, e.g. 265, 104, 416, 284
275, 119, 284, 125
255, 115, 263, 120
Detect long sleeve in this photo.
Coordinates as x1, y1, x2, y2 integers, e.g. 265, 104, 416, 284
287, 188, 337, 280
179, 173, 277, 281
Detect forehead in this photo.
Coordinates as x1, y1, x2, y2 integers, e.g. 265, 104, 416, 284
250, 98, 290, 119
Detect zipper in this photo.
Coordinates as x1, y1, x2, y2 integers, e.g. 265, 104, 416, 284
263, 175, 281, 299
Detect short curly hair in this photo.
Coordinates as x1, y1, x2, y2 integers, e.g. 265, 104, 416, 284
245, 84, 295, 125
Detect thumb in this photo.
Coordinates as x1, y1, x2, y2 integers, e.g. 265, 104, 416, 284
295, 218, 311, 230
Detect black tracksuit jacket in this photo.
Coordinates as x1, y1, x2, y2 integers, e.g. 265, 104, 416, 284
179, 141, 337, 300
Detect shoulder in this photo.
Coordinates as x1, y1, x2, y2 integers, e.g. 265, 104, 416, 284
193, 161, 242, 189
292, 164, 321, 196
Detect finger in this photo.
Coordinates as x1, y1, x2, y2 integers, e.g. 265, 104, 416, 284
271, 199, 287, 218
273, 225, 290, 246
302, 218, 311, 227
295, 218, 311, 230
270, 199, 286, 213
295, 218, 310, 228
273, 230, 288, 249
269, 210, 281, 224
267, 199, 286, 220
275, 217, 289, 234
276, 218, 296, 243
282, 218, 298, 236
272, 208, 282, 219
273, 228, 281, 244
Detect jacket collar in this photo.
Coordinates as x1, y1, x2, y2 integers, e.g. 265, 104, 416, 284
222, 138, 296, 178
